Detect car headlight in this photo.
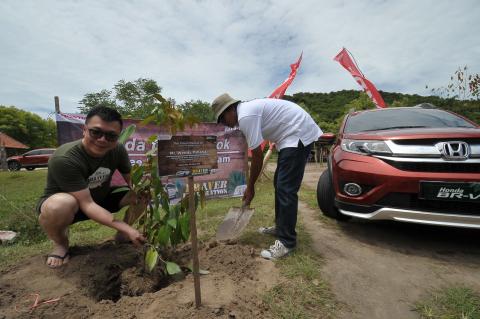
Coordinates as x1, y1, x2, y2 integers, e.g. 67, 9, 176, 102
341, 139, 392, 155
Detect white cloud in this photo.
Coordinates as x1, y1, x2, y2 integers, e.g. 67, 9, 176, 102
0, 0, 479, 118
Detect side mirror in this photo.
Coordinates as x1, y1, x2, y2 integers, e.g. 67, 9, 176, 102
317, 133, 336, 145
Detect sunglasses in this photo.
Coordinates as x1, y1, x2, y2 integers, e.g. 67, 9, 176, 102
88, 128, 119, 142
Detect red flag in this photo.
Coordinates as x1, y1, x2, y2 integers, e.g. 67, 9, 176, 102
252, 52, 303, 153
269, 52, 303, 99
334, 48, 386, 108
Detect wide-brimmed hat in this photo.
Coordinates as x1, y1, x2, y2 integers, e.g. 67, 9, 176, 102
211, 93, 240, 123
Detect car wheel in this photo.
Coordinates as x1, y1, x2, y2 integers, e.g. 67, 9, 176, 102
8, 161, 21, 171
317, 170, 350, 221
26, 167, 35, 171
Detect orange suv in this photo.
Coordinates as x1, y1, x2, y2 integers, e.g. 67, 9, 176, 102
7, 148, 56, 171
317, 105, 480, 228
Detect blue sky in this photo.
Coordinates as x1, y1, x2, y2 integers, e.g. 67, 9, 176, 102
1, 0, 479, 118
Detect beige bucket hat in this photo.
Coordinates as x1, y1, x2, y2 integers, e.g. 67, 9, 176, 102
211, 93, 240, 123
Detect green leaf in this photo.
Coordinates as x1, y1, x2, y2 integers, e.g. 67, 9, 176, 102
185, 263, 210, 275
153, 206, 161, 221
179, 213, 190, 241
118, 124, 136, 144
111, 186, 131, 194
145, 247, 158, 273
157, 225, 171, 246
160, 193, 170, 214
154, 109, 165, 123
170, 224, 182, 246
145, 148, 156, 157
165, 261, 182, 275
180, 195, 189, 211
150, 159, 158, 179
140, 114, 156, 126
147, 134, 158, 144
172, 204, 180, 219
167, 218, 177, 229
131, 165, 144, 185
153, 93, 167, 104
152, 177, 162, 194
152, 191, 160, 208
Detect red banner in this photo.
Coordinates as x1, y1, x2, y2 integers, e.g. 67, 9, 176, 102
252, 52, 303, 153
334, 48, 386, 108
269, 52, 303, 99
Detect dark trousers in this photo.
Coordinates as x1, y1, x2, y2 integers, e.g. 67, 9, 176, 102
274, 141, 312, 248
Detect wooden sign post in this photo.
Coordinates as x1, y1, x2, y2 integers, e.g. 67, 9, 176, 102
157, 135, 218, 309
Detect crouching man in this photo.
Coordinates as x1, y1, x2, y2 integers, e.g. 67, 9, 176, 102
37, 106, 145, 268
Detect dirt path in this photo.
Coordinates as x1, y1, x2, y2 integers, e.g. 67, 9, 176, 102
299, 163, 480, 319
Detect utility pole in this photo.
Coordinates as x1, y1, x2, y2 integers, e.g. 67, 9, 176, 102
54, 96, 60, 113
0, 141, 7, 171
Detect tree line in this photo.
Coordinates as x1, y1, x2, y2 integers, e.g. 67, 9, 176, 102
286, 89, 480, 134
2, 68, 479, 150
0, 106, 56, 149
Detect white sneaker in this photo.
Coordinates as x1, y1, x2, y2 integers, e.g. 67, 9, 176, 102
258, 226, 276, 236
260, 240, 292, 260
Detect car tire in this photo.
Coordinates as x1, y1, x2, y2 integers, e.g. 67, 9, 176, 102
317, 170, 350, 221
26, 167, 35, 171
8, 161, 21, 171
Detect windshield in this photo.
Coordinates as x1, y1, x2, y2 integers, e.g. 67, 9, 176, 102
344, 108, 476, 133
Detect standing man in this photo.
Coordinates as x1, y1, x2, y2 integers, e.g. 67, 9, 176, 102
37, 106, 145, 268
212, 94, 322, 260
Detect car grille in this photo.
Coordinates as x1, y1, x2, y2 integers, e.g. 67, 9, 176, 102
383, 160, 480, 173
376, 193, 479, 215
394, 138, 480, 145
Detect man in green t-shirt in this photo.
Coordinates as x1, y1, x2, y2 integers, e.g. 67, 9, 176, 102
37, 106, 145, 268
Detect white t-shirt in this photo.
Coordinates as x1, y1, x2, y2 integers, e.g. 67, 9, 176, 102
237, 98, 322, 151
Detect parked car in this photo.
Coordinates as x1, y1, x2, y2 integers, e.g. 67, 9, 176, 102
7, 148, 56, 171
164, 183, 179, 200
317, 105, 480, 228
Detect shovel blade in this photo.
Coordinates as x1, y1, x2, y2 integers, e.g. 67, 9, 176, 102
216, 207, 254, 241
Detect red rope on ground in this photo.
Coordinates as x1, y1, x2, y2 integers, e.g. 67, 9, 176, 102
14, 293, 61, 313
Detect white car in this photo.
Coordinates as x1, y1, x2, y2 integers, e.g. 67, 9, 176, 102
164, 183, 179, 200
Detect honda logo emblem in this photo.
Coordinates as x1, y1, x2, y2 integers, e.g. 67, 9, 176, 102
437, 141, 470, 160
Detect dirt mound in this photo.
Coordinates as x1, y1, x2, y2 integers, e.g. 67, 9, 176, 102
0, 240, 280, 319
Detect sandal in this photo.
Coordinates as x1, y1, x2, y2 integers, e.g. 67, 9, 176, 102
46, 252, 70, 269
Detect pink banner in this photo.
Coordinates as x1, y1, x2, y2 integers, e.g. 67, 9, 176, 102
334, 48, 387, 108
56, 113, 248, 200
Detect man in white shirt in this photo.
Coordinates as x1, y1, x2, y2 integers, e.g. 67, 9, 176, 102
212, 93, 322, 259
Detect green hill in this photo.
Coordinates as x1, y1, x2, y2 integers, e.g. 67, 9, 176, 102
284, 90, 480, 133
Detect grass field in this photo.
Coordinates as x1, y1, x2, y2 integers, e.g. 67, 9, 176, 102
415, 285, 480, 319
0, 168, 338, 318
3, 168, 476, 318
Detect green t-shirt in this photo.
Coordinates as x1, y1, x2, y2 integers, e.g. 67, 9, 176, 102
39, 140, 131, 205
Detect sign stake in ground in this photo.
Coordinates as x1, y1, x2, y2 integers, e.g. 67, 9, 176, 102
188, 175, 201, 308
157, 135, 218, 309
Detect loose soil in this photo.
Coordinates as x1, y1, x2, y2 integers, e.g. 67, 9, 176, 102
3, 162, 480, 319
0, 240, 280, 319
300, 162, 480, 319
